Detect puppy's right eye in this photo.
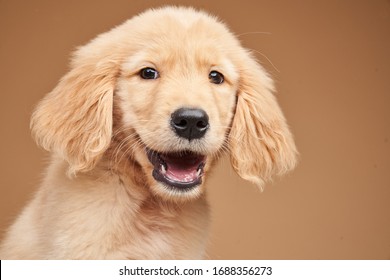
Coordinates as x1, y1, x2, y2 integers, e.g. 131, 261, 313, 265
209, 70, 224, 84
139, 67, 159, 79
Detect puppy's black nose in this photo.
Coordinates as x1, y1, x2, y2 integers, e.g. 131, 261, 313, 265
171, 108, 209, 141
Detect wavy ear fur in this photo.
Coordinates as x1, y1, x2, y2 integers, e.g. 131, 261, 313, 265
229, 51, 298, 188
30, 45, 118, 176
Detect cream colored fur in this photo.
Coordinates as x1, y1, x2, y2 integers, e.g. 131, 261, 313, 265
0, 6, 297, 259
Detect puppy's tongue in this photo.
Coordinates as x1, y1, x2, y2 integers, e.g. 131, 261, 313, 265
160, 153, 205, 183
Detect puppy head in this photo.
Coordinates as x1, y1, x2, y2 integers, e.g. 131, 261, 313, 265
31, 7, 297, 201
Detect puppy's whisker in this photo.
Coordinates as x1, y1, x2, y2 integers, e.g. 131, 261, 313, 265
237, 31, 272, 37
247, 48, 280, 73
116, 135, 143, 161
111, 132, 141, 165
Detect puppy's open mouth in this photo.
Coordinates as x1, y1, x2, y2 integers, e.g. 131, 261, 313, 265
146, 149, 206, 190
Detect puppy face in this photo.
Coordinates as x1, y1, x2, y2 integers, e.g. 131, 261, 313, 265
31, 7, 297, 203
115, 17, 241, 200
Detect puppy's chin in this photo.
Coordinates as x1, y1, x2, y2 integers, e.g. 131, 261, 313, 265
148, 180, 206, 202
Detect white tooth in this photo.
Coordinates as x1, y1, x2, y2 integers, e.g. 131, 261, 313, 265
161, 164, 166, 174
197, 168, 201, 177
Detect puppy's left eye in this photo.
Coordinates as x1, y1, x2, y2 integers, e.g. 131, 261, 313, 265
209, 70, 224, 84
139, 67, 159, 79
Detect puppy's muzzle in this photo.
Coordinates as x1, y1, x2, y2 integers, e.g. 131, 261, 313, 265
171, 108, 209, 141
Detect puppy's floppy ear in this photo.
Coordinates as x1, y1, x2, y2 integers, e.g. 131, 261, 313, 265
31, 47, 118, 176
229, 51, 298, 188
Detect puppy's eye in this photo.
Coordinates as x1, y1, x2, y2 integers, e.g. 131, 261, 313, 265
209, 70, 224, 84
139, 67, 159, 79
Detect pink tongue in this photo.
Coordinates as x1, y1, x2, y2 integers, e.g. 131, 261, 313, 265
166, 165, 198, 182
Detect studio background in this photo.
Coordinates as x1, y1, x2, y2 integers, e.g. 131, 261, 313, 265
1, 0, 389, 259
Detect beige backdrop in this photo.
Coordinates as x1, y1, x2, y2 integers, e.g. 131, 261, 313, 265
1, 0, 389, 259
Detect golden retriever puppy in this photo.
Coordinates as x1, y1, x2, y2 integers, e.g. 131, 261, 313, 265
0, 6, 297, 259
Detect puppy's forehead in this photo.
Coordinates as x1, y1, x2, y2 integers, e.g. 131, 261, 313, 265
132, 32, 229, 64
123, 39, 230, 68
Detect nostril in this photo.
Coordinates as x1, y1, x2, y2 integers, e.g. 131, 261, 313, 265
196, 120, 208, 130
174, 119, 188, 129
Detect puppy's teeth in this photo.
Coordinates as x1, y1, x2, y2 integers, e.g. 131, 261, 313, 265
197, 162, 205, 177
161, 164, 166, 174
